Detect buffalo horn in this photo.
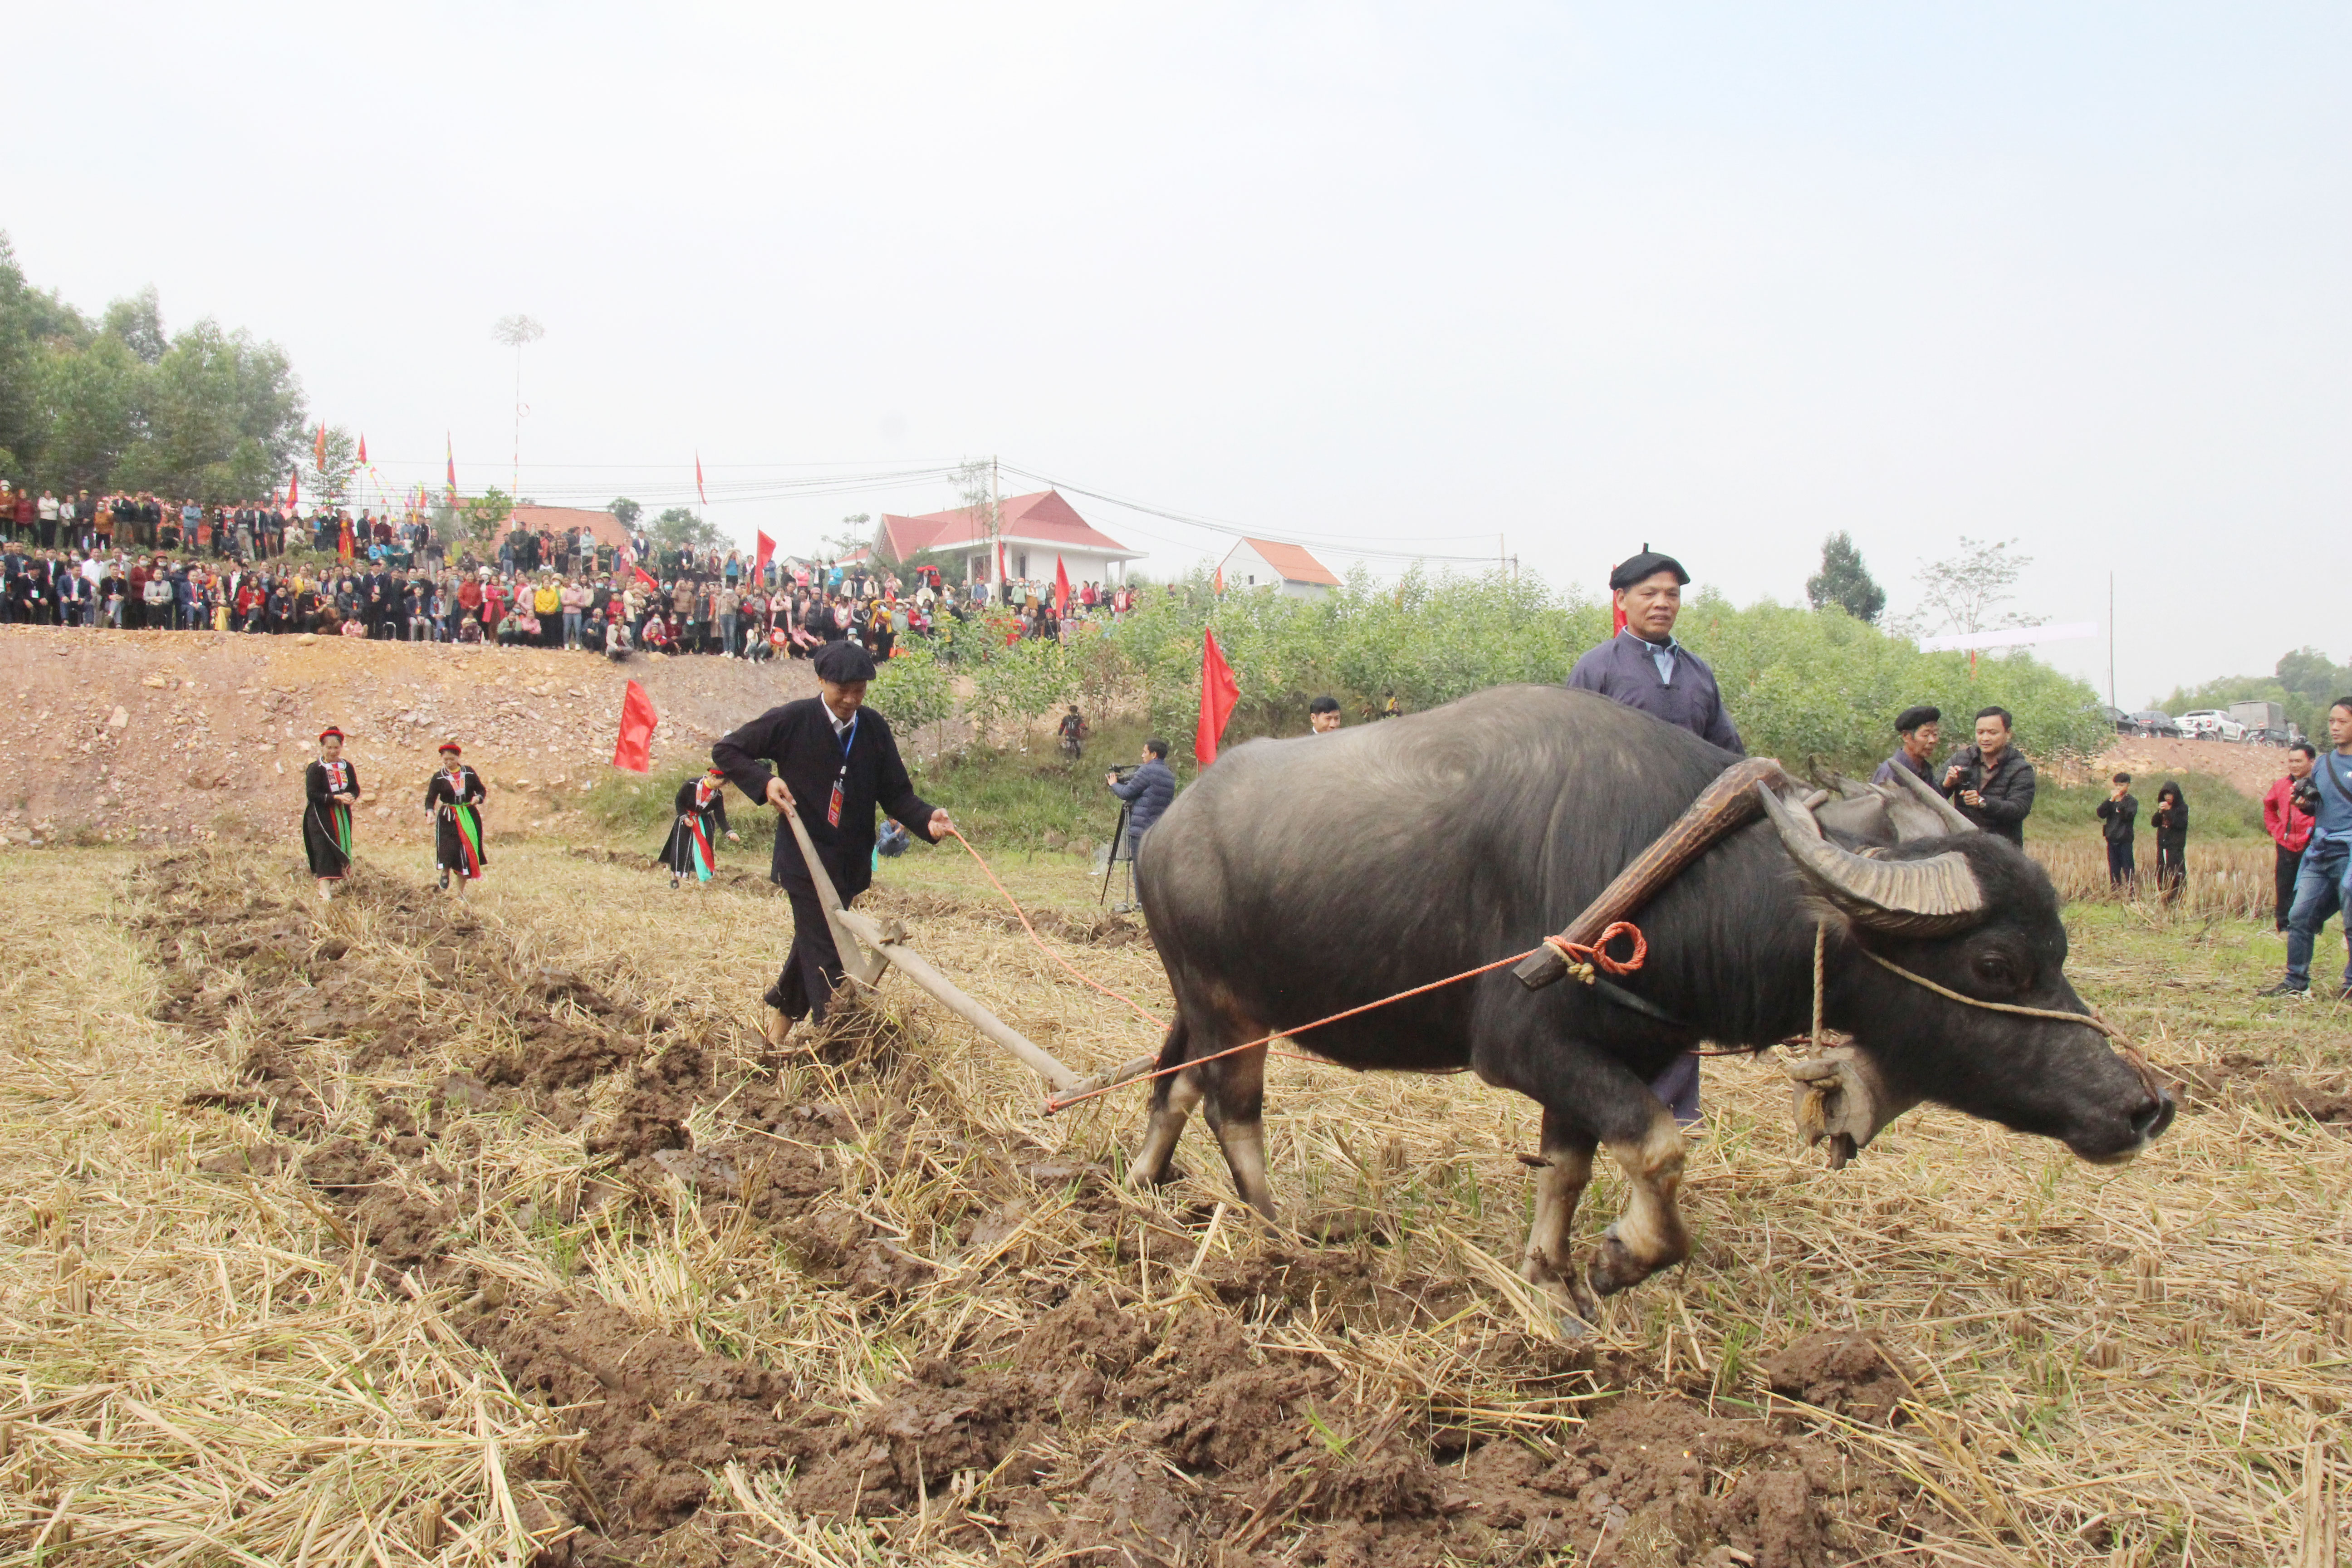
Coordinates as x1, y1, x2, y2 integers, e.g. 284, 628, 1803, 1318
1885, 760, 1980, 836
1756, 782, 1988, 936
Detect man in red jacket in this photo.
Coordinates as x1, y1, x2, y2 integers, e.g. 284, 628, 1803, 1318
2264, 743, 2319, 932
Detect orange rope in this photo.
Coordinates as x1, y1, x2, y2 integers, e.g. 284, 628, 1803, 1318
946, 828, 1170, 1029
938, 826, 1648, 1117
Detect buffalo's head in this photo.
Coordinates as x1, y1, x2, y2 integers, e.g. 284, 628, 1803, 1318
1759, 774, 2175, 1164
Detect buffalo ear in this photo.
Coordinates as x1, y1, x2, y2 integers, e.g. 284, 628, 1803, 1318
1884, 762, 1980, 838
1757, 783, 1988, 937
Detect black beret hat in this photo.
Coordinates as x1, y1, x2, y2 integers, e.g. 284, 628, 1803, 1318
1894, 704, 1941, 734
1608, 550, 1690, 591
813, 641, 878, 682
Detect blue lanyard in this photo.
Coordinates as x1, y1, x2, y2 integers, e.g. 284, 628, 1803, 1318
836, 712, 859, 763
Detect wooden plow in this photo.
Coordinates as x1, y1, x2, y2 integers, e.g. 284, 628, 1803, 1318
778, 799, 1158, 1103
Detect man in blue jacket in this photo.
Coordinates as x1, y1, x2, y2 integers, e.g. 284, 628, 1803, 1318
1565, 547, 1739, 1127
1105, 739, 1176, 912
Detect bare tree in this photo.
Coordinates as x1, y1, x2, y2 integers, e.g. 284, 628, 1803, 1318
1907, 536, 2043, 637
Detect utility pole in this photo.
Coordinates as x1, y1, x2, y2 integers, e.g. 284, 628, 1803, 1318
2108, 573, 2117, 711
491, 314, 544, 504
991, 454, 1003, 600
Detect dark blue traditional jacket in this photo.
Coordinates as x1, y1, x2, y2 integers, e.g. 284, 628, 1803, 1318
1565, 630, 1744, 754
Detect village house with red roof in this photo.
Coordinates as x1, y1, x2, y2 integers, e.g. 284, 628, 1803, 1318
1217, 537, 1340, 598
873, 490, 1141, 589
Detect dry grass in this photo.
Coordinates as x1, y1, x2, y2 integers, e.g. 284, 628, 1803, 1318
2032, 838, 2288, 923
0, 837, 2345, 1564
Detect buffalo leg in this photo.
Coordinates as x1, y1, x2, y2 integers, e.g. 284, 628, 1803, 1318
1198, 1043, 1276, 1222
1584, 1102, 1689, 1296
1129, 1069, 1203, 1189
1519, 1108, 1598, 1315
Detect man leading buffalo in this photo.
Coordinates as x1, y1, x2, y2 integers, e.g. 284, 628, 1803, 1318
713, 640, 953, 1045
1567, 548, 1741, 1127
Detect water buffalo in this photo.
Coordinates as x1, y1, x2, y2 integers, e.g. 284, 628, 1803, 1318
1132, 685, 2173, 1318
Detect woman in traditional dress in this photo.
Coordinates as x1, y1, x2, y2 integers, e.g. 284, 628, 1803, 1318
658, 766, 738, 887
424, 742, 489, 894
304, 728, 363, 900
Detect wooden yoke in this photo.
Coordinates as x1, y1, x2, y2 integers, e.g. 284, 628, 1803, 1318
1514, 756, 1796, 991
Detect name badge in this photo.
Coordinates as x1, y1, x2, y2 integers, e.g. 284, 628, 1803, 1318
827, 778, 844, 828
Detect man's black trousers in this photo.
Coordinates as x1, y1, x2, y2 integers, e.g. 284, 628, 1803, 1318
2106, 839, 2135, 887
769, 884, 847, 1023
2276, 845, 2303, 932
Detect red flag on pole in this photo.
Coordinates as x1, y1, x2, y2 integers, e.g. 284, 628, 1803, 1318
1214, 563, 1224, 595
997, 540, 1008, 585
446, 434, 457, 493
696, 453, 707, 508
1053, 555, 1070, 614
612, 680, 658, 773
314, 424, 327, 470
356, 433, 367, 465
1196, 627, 1240, 768
754, 529, 775, 583
285, 471, 299, 509
633, 565, 659, 593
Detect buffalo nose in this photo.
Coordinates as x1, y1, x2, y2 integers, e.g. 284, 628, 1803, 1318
2132, 1092, 2176, 1144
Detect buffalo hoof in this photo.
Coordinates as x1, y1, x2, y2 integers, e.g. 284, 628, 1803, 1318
1584, 1226, 1662, 1298
762, 1008, 792, 1051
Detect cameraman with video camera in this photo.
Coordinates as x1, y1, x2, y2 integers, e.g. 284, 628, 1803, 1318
2263, 742, 2318, 932
1101, 739, 1176, 912
2260, 702, 2352, 998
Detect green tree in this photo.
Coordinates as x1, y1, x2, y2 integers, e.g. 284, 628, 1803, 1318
101, 287, 167, 364
35, 335, 140, 492
1906, 536, 2039, 637
465, 487, 514, 545
113, 320, 304, 502
295, 425, 360, 510
1804, 531, 1885, 623
651, 505, 724, 550
608, 496, 642, 530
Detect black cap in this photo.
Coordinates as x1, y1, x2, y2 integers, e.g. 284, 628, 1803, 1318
1608, 550, 1689, 591
1893, 704, 1941, 734
812, 641, 878, 682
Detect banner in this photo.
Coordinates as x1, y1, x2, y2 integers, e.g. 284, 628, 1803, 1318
754, 529, 775, 584
1196, 627, 1240, 768
696, 452, 708, 507
612, 680, 658, 773
1053, 555, 1070, 614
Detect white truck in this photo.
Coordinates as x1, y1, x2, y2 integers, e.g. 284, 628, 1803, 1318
2229, 700, 2292, 745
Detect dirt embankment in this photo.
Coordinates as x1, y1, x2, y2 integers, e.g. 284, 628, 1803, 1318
147, 850, 1931, 1566
0, 625, 809, 850
2078, 736, 2296, 799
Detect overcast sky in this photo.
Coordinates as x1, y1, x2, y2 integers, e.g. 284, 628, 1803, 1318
12, 3, 2348, 703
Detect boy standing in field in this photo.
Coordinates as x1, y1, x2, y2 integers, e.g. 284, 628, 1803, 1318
2097, 773, 2137, 888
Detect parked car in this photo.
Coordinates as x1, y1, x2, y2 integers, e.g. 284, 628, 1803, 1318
2248, 726, 2297, 746
2179, 709, 2248, 741
2101, 705, 2133, 734
2125, 710, 2184, 738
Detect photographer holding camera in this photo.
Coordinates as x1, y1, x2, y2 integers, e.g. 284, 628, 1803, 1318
2260, 702, 2352, 999
2262, 742, 2318, 932
1940, 706, 2036, 845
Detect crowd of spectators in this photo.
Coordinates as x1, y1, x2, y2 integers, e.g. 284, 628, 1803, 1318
0, 483, 1144, 663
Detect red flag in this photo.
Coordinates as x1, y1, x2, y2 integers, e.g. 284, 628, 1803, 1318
1053, 555, 1070, 614
446, 434, 456, 492
612, 680, 659, 773
314, 424, 327, 470
1196, 627, 1240, 768
754, 529, 775, 582
1611, 596, 1627, 635
285, 471, 298, 509
996, 540, 1008, 584
634, 565, 659, 592
1214, 563, 1224, 595
696, 453, 707, 507
356, 433, 368, 465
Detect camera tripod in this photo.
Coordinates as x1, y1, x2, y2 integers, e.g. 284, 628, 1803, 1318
1098, 799, 1137, 913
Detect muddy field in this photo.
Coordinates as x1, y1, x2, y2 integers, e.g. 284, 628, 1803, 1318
0, 842, 2346, 1565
